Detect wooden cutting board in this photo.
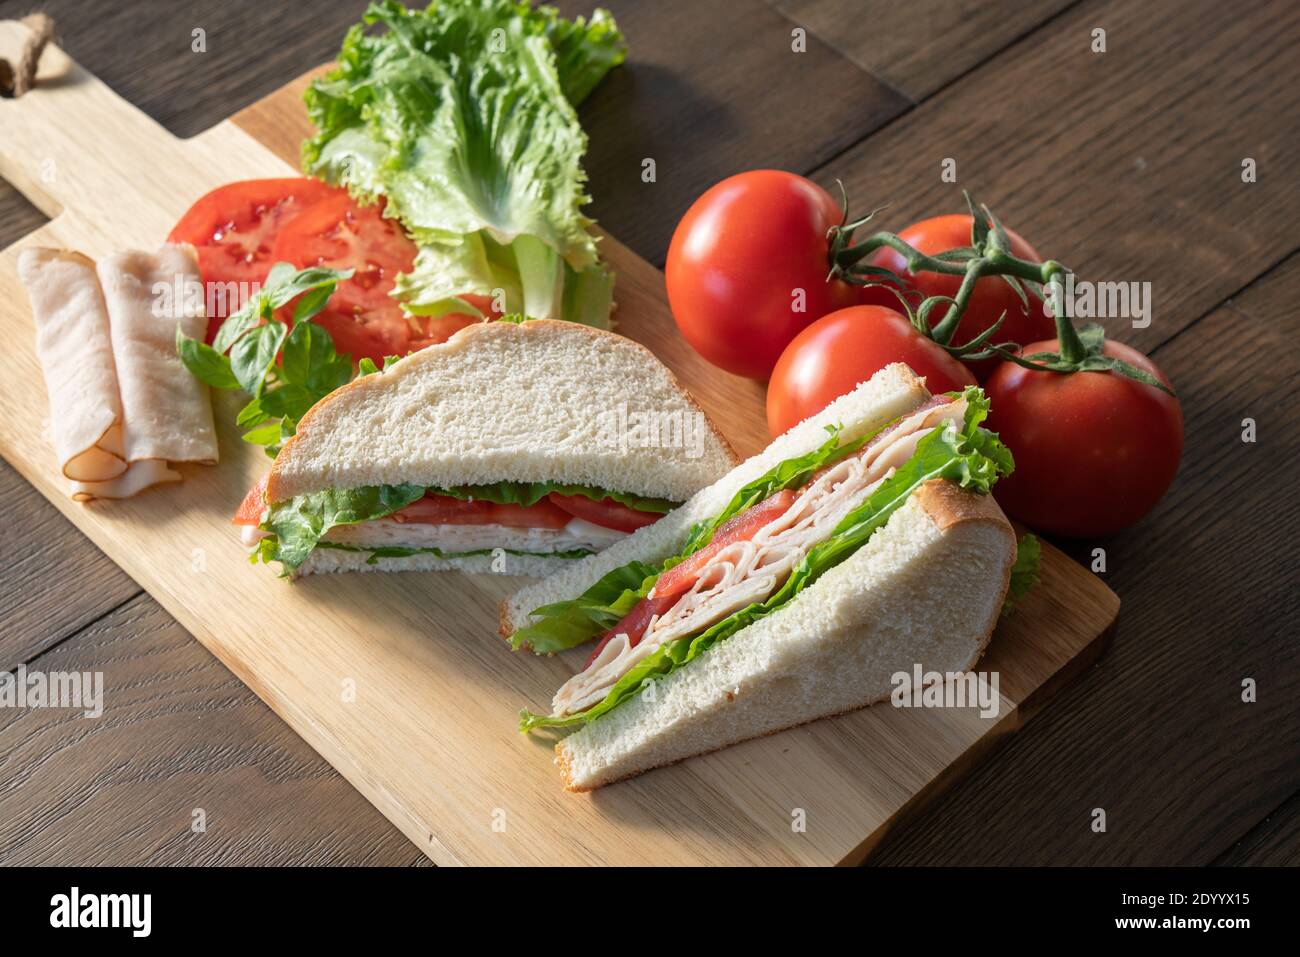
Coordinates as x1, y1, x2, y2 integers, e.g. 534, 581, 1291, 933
0, 25, 1118, 866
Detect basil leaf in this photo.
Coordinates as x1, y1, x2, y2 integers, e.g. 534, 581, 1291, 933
258, 383, 320, 423
236, 398, 270, 427
176, 330, 241, 390
241, 420, 284, 447
230, 321, 287, 396
264, 264, 352, 310
291, 283, 335, 323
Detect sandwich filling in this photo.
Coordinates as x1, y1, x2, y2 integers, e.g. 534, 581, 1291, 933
234, 478, 679, 575
552, 396, 965, 715
313, 517, 626, 554
517, 386, 1017, 732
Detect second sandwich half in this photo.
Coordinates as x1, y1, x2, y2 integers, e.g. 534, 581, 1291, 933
234, 319, 739, 577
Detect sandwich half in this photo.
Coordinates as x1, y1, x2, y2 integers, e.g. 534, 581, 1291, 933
235, 319, 738, 577
503, 363, 1020, 791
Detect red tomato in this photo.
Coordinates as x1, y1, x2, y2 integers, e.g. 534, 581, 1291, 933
270, 193, 419, 364
233, 474, 270, 525
766, 305, 976, 436
547, 493, 663, 533
271, 195, 502, 364
168, 178, 341, 342
391, 494, 572, 530
666, 170, 861, 379
985, 340, 1183, 537
652, 488, 799, 601
583, 591, 681, 667
866, 214, 1055, 381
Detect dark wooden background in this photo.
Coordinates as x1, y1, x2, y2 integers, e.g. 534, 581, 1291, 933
1, 0, 1296, 866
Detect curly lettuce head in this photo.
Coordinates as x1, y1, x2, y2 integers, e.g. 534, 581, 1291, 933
303, 0, 625, 325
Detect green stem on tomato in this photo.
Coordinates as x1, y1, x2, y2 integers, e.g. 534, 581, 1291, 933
831, 230, 968, 277
830, 222, 1068, 349
826, 187, 1175, 396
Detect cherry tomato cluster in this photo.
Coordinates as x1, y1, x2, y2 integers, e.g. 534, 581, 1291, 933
665, 170, 1183, 538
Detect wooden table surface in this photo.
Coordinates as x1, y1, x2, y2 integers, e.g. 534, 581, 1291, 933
1, 0, 1296, 866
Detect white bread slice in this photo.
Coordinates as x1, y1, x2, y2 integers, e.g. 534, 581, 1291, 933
554, 479, 1015, 791
265, 319, 738, 503
501, 362, 931, 637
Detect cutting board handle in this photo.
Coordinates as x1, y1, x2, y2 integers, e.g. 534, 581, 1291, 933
0, 21, 188, 223
0, 20, 299, 250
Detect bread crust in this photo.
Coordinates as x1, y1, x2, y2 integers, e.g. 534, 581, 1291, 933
912, 480, 1016, 673
265, 319, 738, 503
499, 600, 515, 642
556, 696, 883, 793
555, 744, 579, 791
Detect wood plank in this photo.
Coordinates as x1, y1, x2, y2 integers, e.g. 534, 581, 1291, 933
812, 0, 1300, 356
0, 180, 44, 242
0, 30, 1116, 865
0, 595, 430, 866
549, 0, 908, 263
0, 461, 139, 671
1215, 789, 1300, 866
11, 0, 365, 139
869, 254, 1300, 864
772, 0, 1076, 100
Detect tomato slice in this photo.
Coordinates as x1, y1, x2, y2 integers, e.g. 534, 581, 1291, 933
271, 195, 501, 364
583, 591, 681, 668
269, 193, 419, 364
168, 178, 342, 343
547, 493, 663, 533
233, 474, 270, 526
651, 488, 798, 602
390, 493, 572, 530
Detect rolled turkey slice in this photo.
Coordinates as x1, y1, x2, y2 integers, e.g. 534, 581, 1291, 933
20, 244, 218, 501
18, 248, 127, 485
551, 396, 968, 716
97, 245, 217, 468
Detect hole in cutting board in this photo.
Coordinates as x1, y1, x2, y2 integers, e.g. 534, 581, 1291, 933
0, 181, 48, 249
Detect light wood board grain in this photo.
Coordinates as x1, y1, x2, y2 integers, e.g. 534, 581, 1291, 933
0, 26, 1117, 865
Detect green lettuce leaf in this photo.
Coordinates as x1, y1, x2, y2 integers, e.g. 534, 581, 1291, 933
1000, 533, 1042, 617
303, 0, 625, 327
510, 560, 659, 653
257, 484, 426, 575
520, 386, 1015, 731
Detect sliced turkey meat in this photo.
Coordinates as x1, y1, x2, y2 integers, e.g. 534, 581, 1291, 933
551, 396, 968, 717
